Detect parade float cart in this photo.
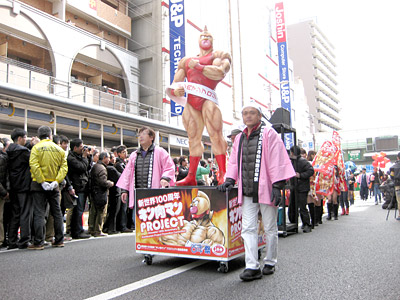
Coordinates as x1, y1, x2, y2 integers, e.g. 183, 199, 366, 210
270, 108, 299, 236
135, 187, 266, 273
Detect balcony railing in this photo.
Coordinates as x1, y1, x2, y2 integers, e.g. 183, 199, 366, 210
0, 58, 178, 125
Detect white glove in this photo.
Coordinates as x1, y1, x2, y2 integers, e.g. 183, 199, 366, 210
41, 182, 51, 191
185, 240, 194, 248
50, 181, 58, 190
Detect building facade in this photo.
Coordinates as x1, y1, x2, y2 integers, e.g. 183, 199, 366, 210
0, 0, 195, 155
287, 20, 340, 132
0, 0, 314, 156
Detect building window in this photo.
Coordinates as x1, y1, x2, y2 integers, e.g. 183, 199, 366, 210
101, 0, 118, 9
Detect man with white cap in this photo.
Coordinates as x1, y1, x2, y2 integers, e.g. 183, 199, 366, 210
218, 100, 295, 281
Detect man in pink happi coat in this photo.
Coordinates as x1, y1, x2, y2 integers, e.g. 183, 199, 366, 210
116, 126, 176, 209
218, 101, 295, 281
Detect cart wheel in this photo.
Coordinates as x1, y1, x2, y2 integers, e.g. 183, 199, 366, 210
217, 262, 228, 273
142, 255, 153, 265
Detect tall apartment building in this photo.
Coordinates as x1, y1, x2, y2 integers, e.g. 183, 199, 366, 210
0, 0, 190, 151
287, 20, 341, 132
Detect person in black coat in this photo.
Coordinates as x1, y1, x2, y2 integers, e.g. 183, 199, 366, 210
6, 129, 34, 249
114, 145, 133, 232
0, 140, 9, 248
67, 138, 91, 239
103, 152, 121, 234
289, 146, 315, 233
176, 156, 189, 181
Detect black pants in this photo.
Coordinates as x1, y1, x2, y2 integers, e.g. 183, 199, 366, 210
298, 191, 311, 227
8, 192, 33, 247
339, 191, 349, 209
127, 208, 134, 229
360, 186, 368, 200
32, 188, 64, 245
70, 192, 86, 237
117, 200, 127, 231
104, 195, 121, 232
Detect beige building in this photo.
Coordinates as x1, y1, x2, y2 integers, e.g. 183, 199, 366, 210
287, 20, 340, 132
0, 0, 192, 155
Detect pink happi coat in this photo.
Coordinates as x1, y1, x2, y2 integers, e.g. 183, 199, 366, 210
116, 146, 176, 208
226, 124, 295, 206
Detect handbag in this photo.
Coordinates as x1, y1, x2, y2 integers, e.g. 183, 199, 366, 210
62, 189, 77, 209
92, 188, 108, 208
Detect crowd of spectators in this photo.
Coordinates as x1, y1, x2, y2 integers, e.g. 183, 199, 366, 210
1, 124, 398, 250
0, 125, 226, 250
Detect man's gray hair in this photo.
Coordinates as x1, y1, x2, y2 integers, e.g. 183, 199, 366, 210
37, 126, 52, 140
99, 151, 109, 161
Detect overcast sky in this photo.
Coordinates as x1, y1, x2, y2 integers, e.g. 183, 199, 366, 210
282, 0, 400, 131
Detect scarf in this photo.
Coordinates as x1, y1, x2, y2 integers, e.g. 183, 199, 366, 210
237, 121, 266, 203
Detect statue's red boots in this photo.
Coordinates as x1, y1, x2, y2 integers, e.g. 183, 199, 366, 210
176, 156, 200, 186
215, 154, 227, 185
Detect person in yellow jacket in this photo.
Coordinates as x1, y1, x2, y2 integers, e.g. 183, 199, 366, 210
29, 126, 68, 250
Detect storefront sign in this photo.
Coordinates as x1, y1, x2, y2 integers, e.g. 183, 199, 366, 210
169, 134, 189, 148
348, 150, 361, 160
169, 0, 185, 116
275, 2, 293, 149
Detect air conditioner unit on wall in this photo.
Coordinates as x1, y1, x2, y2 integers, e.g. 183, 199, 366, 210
366, 137, 374, 152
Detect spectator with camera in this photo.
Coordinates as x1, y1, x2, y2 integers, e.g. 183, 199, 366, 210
67, 138, 91, 239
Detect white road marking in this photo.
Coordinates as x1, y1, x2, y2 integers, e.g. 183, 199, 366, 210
84, 259, 207, 300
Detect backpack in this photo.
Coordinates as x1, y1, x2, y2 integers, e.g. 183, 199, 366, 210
390, 162, 400, 185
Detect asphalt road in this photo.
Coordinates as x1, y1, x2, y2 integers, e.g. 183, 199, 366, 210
1, 195, 399, 300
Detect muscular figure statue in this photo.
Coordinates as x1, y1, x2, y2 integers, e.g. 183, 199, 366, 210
159, 190, 225, 246
168, 27, 231, 186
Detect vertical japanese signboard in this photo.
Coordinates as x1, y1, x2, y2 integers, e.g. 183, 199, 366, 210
169, 0, 185, 116
275, 2, 293, 149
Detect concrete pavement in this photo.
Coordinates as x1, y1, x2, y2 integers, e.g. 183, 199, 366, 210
0, 194, 399, 300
